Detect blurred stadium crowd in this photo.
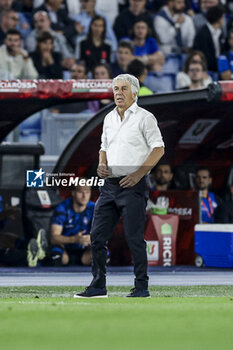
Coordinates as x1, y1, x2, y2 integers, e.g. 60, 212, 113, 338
0, 0, 233, 94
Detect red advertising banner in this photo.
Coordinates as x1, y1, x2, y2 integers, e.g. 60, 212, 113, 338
145, 214, 179, 266
0, 79, 114, 100
149, 190, 199, 265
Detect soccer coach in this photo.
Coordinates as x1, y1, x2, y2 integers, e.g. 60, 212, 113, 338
74, 74, 164, 298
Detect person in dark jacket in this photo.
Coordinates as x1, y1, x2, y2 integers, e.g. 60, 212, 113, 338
33, 0, 78, 49
30, 31, 63, 79
193, 4, 225, 74
113, 0, 155, 40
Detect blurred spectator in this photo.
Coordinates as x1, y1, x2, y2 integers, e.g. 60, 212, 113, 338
72, 0, 118, 52
88, 62, 112, 112
0, 29, 38, 79
26, 11, 75, 70
154, 0, 196, 56
176, 50, 212, 89
0, 9, 19, 44
110, 40, 134, 77
92, 61, 112, 79
34, 0, 81, 17
127, 19, 164, 71
149, 162, 174, 191
193, 0, 219, 33
0, 0, 31, 38
113, 0, 155, 41
30, 31, 63, 79
215, 179, 233, 223
50, 184, 94, 266
185, 61, 206, 89
128, 59, 153, 95
218, 29, 233, 80
195, 167, 221, 223
34, 0, 79, 49
95, 0, 119, 26
70, 60, 88, 79
75, 15, 112, 72
193, 5, 225, 75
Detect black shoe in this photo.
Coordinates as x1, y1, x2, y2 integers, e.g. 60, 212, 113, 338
126, 288, 151, 298
73, 287, 108, 298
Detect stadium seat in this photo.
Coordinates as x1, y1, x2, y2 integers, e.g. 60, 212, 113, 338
145, 73, 175, 93
41, 110, 93, 155
19, 112, 42, 143
173, 162, 198, 190
162, 54, 182, 75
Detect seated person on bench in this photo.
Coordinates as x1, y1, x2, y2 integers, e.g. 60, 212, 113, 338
50, 183, 94, 266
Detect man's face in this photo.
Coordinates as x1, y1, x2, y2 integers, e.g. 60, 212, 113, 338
3, 11, 18, 30
195, 170, 212, 190
173, 0, 185, 13
0, 0, 13, 11
117, 47, 133, 67
129, 0, 146, 13
94, 66, 109, 79
188, 63, 204, 84
80, 0, 96, 12
5, 34, 21, 54
113, 80, 136, 109
72, 185, 91, 207
134, 21, 148, 40
34, 12, 51, 32
71, 64, 86, 79
154, 165, 173, 186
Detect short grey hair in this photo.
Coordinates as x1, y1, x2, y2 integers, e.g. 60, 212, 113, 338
112, 74, 140, 102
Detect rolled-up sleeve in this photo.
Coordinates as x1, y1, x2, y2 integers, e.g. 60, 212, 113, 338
99, 119, 108, 152
142, 113, 165, 149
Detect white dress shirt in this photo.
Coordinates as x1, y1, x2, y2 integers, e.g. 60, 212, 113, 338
100, 102, 164, 177
206, 22, 221, 58
154, 6, 196, 56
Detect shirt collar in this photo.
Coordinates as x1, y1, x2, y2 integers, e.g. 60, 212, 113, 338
115, 101, 138, 117
207, 22, 221, 37
127, 101, 138, 113
164, 6, 173, 19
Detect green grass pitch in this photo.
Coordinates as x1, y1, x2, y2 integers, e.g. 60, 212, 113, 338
1, 286, 233, 350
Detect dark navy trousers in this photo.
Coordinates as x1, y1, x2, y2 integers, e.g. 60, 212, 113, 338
90, 177, 149, 290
